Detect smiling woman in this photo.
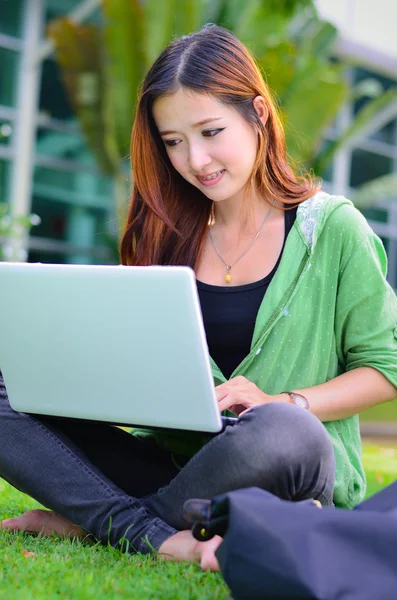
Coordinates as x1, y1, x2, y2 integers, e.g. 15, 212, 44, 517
153, 90, 261, 216
121, 25, 319, 270
1, 24, 397, 574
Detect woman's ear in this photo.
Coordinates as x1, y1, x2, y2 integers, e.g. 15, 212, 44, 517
253, 96, 269, 126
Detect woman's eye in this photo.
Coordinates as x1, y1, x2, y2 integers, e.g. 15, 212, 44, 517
202, 128, 225, 137
164, 139, 180, 148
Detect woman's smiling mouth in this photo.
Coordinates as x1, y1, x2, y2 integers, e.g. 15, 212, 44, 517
196, 169, 226, 186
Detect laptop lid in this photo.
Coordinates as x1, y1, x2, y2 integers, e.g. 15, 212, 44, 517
0, 262, 222, 433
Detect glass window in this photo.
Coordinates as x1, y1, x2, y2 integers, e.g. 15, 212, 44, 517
30, 195, 68, 241
28, 194, 113, 265
45, 0, 103, 24
0, 0, 24, 38
30, 163, 114, 262
360, 207, 388, 224
315, 139, 334, 182
350, 149, 393, 188
369, 120, 396, 145
0, 158, 10, 204
45, 0, 86, 22
33, 164, 112, 205
0, 47, 19, 107
34, 164, 76, 196
353, 68, 397, 145
39, 58, 74, 121
28, 249, 66, 264
36, 125, 88, 163
0, 119, 13, 147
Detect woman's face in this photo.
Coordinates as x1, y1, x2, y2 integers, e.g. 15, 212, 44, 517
153, 88, 264, 205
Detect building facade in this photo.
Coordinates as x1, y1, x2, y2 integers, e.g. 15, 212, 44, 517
1, 0, 114, 265
315, 0, 397, 289
1, 0, 397, 285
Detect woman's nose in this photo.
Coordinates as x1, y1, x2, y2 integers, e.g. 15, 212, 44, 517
188, 144, 212, 172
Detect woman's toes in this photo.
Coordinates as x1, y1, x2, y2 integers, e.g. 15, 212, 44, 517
199, 535, 222, 572
1, 509, 83, 538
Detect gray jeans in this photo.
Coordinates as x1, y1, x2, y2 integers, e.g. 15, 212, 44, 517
0, 372, 335, 554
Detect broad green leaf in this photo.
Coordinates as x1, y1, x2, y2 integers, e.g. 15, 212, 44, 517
231, 0, 262, 34
102, 0, 146, 159
236, 7, 288, 54
283, 64, 347, 166
201, 0, 225, 23
230, 0, 319, 54
220, 0, 250, 30
222, 0, 288, 51
259, 42, 298, 100
297, 18, 338, 64
144, 0, 177, 66
313, 88, 397, 174
173, 0, 204, 37
222, 0, 313, 32
352, 174, 397, 209
264, 0, 315, 17
47, 18, 114, 174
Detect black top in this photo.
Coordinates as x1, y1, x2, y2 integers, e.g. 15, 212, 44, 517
197, 207, 297, 379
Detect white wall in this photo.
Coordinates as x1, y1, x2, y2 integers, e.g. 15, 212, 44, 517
315, 0, 397, 62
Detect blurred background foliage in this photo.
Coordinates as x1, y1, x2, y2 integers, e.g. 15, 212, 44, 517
0, 203, 40, 261
0, 128, 41, 261
47, 0, 397, 250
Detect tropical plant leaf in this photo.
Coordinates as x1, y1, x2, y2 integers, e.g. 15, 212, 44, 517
144, 0, 177, 66
236, 5, 288, 54
266, 0, 315, 16
47, 18, 114, 174
102, 0, 146, 160
351, 174, 397, 209
218, 0, 250, 30
259, 41, 298, 101
282, 20, 339, 106
173, 0, 204, 37
282, 63, 347, 166
297, 18, 338, 64
201, 0, 225, 24
313, 87, 397, 174
222, 0, 301, 53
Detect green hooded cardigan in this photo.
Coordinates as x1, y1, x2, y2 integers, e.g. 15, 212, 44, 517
132, 192, 397, 509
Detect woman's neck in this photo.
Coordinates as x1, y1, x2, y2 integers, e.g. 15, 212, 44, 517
211, 192, 275, 236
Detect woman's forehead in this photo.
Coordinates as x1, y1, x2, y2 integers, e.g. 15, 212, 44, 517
153, 89, 229, 131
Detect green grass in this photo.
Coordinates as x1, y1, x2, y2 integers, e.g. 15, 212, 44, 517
360, 399, 397, 422
1, 442, 396, 599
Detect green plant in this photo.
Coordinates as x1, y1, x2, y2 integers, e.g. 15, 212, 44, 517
0, 204, 41, 261
47, 0, 397, 240
46, 1, 324, 238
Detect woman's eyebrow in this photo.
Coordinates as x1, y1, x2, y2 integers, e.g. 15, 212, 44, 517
159, 117, 223, 136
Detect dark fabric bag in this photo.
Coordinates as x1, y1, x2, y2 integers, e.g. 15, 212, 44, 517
184, 483, 397, 600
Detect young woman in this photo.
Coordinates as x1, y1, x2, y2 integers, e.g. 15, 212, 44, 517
1, 25, 396, 571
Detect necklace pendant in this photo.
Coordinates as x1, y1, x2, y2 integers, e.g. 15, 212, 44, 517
225, 266, 231, 284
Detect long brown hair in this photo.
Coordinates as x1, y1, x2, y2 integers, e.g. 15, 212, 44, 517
120, 25, 320, 267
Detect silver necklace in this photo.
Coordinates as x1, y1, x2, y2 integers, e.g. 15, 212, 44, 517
209, 206, 272, 284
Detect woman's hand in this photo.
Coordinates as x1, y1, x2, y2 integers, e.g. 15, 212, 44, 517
216, 376, 277, 416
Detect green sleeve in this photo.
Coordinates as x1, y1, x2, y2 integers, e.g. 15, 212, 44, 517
335, 231, 397, 390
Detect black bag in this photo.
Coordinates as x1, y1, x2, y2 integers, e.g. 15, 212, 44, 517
184, 483, 397, 600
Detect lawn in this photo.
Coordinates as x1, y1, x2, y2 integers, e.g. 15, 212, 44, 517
360, 399, 397, 422
0, 442, 396, 599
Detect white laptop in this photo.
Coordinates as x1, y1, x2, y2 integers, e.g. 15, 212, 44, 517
0, 262, 235, 433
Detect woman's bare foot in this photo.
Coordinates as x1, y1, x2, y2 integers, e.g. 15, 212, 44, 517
158, 529, 222, 572
1, 509, 83, 538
